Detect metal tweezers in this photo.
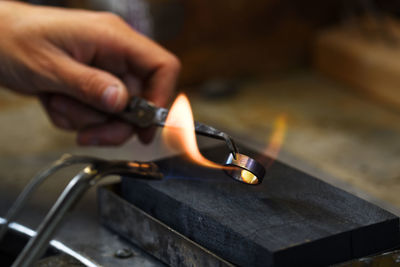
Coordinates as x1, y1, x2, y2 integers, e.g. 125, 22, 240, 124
118, 97, 239, 159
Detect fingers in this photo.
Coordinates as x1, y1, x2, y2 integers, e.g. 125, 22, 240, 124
40, 11, 180, 146
142, 55, 181, 107
42, 94, 108, 130
77, 121, 134, 146
39, 94, 72, 130
53, 54, 129, 113
41, 94, 135, 145
101, 19, 181, 107
55, 13, 180, 109
122, 73, 142, 96
47, 110, 73, 130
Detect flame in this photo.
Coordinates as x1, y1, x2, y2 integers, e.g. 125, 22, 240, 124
162, 93, 287, 185
162, 94, 221, 169
263, 114, 287, 166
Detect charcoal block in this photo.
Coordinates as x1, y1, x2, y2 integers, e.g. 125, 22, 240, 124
121, 145, 400, 266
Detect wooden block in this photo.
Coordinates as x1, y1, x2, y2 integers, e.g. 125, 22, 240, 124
121, 145, 399, 267
313, 22, 400, 109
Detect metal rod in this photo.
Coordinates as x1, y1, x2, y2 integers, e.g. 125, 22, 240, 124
0, 155, 102, 242
11, 166, 100, 267
6, 156, 162, 267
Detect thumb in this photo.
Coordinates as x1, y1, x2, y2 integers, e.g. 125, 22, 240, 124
53, 55, 128, 113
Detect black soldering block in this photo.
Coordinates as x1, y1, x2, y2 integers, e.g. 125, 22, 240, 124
120, 145, 400, 267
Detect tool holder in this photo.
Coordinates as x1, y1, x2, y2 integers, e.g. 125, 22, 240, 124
0, 155, 162, 267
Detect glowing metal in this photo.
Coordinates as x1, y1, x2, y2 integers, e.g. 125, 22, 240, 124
224, 153, 265, 185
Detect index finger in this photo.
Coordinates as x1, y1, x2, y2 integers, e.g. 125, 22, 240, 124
143, 55, 181, 107
119, 29, 181, 107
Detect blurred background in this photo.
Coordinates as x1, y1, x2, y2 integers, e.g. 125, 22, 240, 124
2, 0, 400, 215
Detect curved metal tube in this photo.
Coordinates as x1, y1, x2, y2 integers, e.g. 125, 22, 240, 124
12, 166, 100, 267
3, 156, 162, 267
0, 155, 104, 241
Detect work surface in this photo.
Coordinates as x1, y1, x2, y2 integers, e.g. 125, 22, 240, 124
121, 145, 399, 267
1, 70, 400, 265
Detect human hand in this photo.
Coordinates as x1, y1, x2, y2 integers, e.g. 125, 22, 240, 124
0, 1, 180, 145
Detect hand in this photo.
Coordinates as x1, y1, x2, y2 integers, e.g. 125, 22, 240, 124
0, 1, 180, 145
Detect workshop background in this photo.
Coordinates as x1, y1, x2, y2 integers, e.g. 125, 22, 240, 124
2, 0, 400, 264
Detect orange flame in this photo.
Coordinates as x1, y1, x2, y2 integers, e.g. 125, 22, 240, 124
263, 114, 287, 166
162, 94, 221, 169
162, 94, 287, 184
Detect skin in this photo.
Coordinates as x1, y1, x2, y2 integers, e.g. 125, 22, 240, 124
0, 1, 181, 145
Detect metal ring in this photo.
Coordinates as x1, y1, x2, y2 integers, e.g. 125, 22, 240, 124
224, 153, 265, 185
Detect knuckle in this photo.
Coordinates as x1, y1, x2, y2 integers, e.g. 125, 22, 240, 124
77, 71, 102, 100
98, 12, 123, 24
164, 54, 181, 73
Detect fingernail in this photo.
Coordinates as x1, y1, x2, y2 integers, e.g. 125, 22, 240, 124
102, 84, 124, 112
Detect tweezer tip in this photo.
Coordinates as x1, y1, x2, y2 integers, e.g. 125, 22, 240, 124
225, 136, 238, 160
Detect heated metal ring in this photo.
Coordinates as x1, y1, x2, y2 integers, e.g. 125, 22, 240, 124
224, 153, 265, 185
